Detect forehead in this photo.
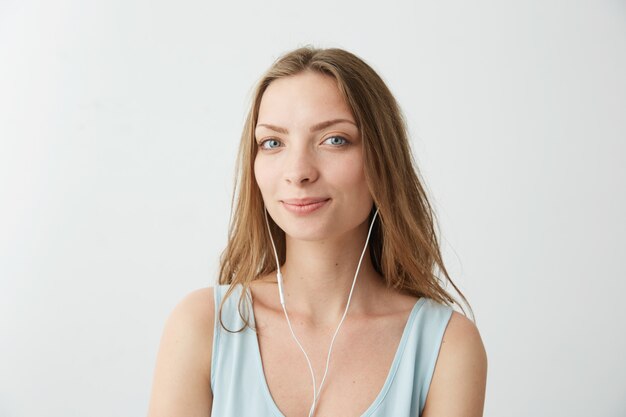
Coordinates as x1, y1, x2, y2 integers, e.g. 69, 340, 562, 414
257, 71, 355, 125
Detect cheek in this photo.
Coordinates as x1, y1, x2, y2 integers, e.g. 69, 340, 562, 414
332, 152, 367, 190
254, 156, 273, 197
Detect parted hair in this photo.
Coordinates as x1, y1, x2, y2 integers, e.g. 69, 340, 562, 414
217, 46, 473, 331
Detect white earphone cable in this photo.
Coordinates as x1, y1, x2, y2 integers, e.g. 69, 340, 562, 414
312, 208, 378, 413
264, 207, 379, 417
264, 210, 318, 408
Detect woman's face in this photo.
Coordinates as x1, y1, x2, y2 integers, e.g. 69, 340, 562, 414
253, 70, 374, 242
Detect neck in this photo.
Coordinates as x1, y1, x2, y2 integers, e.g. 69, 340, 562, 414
277, 222, 383, 326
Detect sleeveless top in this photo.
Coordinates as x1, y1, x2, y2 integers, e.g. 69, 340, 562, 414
210, 284, 453, 417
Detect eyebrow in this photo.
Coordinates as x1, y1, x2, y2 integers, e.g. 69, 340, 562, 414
255, 118, 357, 134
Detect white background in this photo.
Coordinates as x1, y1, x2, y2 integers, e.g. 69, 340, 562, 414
1, 1, 625, 416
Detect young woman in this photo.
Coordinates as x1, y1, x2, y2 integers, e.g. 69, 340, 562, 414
147, 46, 487, 417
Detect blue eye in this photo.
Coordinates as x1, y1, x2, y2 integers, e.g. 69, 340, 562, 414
259, 139, 281, 150
324, 136, 348, 146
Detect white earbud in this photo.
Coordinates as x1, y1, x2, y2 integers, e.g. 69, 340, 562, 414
276, 270, 285, 306
263, 206, 380, 416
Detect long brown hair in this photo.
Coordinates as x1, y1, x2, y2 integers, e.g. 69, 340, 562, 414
218, 46, 473, 331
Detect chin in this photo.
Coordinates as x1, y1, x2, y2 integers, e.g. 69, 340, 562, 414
282, 225, 334, 242
271, 207, 369, 243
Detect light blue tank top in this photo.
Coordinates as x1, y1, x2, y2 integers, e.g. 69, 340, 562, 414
210, 284, 453, 417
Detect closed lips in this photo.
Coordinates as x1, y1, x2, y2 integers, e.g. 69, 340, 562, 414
282, 198, 330, 205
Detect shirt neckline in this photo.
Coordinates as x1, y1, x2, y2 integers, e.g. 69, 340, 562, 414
242, 284, 426, 417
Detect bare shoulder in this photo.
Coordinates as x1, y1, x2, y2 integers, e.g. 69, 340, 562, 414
442, 311, 487, 357
421, 311, 488, 417
169, 287, 216, 328
158, 287, 216, 352
147, 287, 216, 417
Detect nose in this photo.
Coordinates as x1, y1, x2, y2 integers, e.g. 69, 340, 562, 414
283, 146, 319, 185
